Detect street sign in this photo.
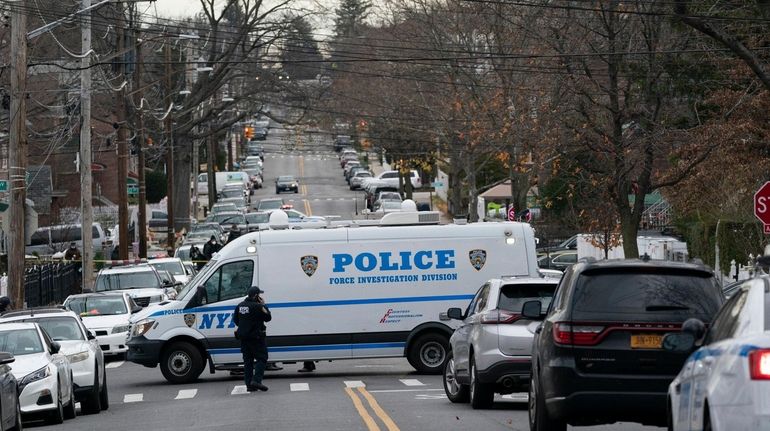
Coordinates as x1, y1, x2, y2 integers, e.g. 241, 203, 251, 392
0, 180, 7, 192
127, 184, 139, 195
754, 181, 770, 233
507, 206, 515, 221
431, 181, 444, 188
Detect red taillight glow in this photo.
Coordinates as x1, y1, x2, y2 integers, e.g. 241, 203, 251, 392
749, 349, 770, 380
480, 310, 521, 324
552, 322, 606, 346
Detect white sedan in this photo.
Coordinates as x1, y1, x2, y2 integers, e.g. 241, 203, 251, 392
665, 276, 770, 431
64, 292, 139, 357
0, 308, 108, 415
0, 322, 76, 424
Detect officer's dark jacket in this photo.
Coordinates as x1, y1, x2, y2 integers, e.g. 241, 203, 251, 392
233, 298, 271, 339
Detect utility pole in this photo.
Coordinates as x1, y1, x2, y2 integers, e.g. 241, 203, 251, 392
164, 35, 175, 248
9, 0, 28, 307
133, 7, 147, 258
116, 2, 129, 259
80, 0, 94, 291
207, 134, 217, 206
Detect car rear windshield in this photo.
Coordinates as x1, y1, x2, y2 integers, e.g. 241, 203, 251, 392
95, 271, 160, 291
21, 317, 85, 341
499, 283, 557, 313
151, 261, 185, 276
572, 270, 721, 321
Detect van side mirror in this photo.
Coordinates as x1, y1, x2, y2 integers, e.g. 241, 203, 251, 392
522, 300, 543, 320
0, 352, 14, 365
446, 307, 464, 320
662, 333, 696, 353
131, 305, 143, 314
50, 341, 61, 354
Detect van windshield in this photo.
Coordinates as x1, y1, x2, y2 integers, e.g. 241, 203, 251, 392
95, 271, 160, 291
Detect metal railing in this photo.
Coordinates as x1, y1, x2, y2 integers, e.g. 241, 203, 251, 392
24, 263, 80, 307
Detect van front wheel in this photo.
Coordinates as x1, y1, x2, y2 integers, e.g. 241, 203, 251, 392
408, 333, 449, 374
160, 342, 204, 384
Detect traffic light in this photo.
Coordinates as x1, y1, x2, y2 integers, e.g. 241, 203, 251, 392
244, 127, 253, 139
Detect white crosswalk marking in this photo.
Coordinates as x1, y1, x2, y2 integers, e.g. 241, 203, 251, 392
123, 394, 143, 403
105, 361, 124, 369
231, 385, 248, 395
399, 379, 425, 387
290, 383, 309, 392
344, 380, 365, 388
175, 389, 197, 400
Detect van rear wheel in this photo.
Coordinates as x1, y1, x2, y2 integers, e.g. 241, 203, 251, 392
408, 333, 449, 374
160, 342, 204, 384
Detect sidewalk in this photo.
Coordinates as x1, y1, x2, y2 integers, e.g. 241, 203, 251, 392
365, 153, 453, 224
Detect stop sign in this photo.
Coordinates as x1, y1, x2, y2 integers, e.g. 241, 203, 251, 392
754, 181, 770, 232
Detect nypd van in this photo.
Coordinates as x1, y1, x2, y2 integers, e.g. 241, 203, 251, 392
127, 211, 540, 383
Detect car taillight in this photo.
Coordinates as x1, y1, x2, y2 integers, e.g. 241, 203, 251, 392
480, 309, 521, 324
749, 349, 770, 380
552, 322, 606, 346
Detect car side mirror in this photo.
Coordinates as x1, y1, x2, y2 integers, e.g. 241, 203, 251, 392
662, 332, 696, 353
0, 352, 14, 365
522, 300, 543, 320
50, 341, 61, 354
446, 307, 464, 320
131, 305, 143, 313
87, 331, 96, 341
681, 318, 707, 341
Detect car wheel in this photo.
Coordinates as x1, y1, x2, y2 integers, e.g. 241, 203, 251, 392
99, 369, 109, 411
407, 332, 449, 374
46, 385, 64, 425
443, 351, 469, 403
160, 342, 204, 384
8, 398, 22, 431
81, 366, 102, 414
469, 356, 494, 409
64, 380, 76, 419
528, 373, 565, 431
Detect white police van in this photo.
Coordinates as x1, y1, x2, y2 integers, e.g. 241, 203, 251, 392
127, 210, 540, 383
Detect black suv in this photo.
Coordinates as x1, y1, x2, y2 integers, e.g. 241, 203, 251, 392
526, 258, 723, 430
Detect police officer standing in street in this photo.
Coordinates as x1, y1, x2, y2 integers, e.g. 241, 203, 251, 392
233, 286, 270, 392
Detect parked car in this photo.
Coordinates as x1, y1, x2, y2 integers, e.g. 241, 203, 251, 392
64, 292, 140, 358
444, 276, 560, 408
256, 198, 284, 212
536, 251, 578, 271
245, 212, 271, 231
0, 308, 108, 414
26, 222, 107, 256
148, 257, 190, 285
373, 169, 422, 189
350, 171, 373, 190
204, 212, 246, 227
334, 135, 351, 152
219, 197, 248, 212
0, 351, 21, 431
665, 274, 770, 431
275, 175, 299, 194
528, 257, 724, 430
210, 203, 238, 214
536, 234, 578, 254
0, 322, 75, 424
92, 265, 173, 307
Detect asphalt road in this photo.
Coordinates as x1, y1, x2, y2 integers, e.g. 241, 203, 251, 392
34, 125, 665, 430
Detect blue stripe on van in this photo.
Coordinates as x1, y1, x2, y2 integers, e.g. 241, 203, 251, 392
207, 342, 406, 355
149, 294, 474, 317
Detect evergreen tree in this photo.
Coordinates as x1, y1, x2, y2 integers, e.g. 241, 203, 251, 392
281, 15, 324, 80
334, 0, 371, 38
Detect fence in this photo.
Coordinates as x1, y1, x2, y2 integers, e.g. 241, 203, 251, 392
23, 263, 80, 307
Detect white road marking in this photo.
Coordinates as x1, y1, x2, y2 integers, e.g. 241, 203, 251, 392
105, 361, 124, 369
368, 389, 444, 393
175, 389, 197, 400
231, 385, 248, 395
415, 394, 447, 400
344, 380, 366, 388
290, 383, 309, 392
354, 365, 395, 368
399, 379, 425, 387
123, 394, 143, 403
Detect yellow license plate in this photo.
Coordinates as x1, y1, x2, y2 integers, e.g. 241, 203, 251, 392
630, 334, 663, 349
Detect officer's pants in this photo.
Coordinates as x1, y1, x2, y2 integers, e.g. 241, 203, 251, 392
241, 339, 267, 386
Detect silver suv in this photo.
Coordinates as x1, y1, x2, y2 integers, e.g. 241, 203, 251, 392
443, 276, 560, 408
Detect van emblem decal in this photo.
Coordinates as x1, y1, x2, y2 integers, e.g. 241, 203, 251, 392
301, 255, 319, 277
183, 313, 196, 328
468, 249, 487, 271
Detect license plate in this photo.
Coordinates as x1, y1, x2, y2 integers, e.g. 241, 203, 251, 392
630, 334, 663, 349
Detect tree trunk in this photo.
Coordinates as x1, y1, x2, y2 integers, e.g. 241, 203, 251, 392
620, 211, 640, 258
173, 138, 192, 232
207, 135, 217, 209
466, 153, 479, 222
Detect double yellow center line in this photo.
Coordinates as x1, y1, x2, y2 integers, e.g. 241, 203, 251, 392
345, 386, 400, 431
297, 155, 311, 215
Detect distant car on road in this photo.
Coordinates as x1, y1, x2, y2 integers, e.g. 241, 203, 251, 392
444, 276, 560, 409
528, 257, 724, 430
275, 175, 299, 194
256, 198, 284, 212
350, 171, 372, 190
